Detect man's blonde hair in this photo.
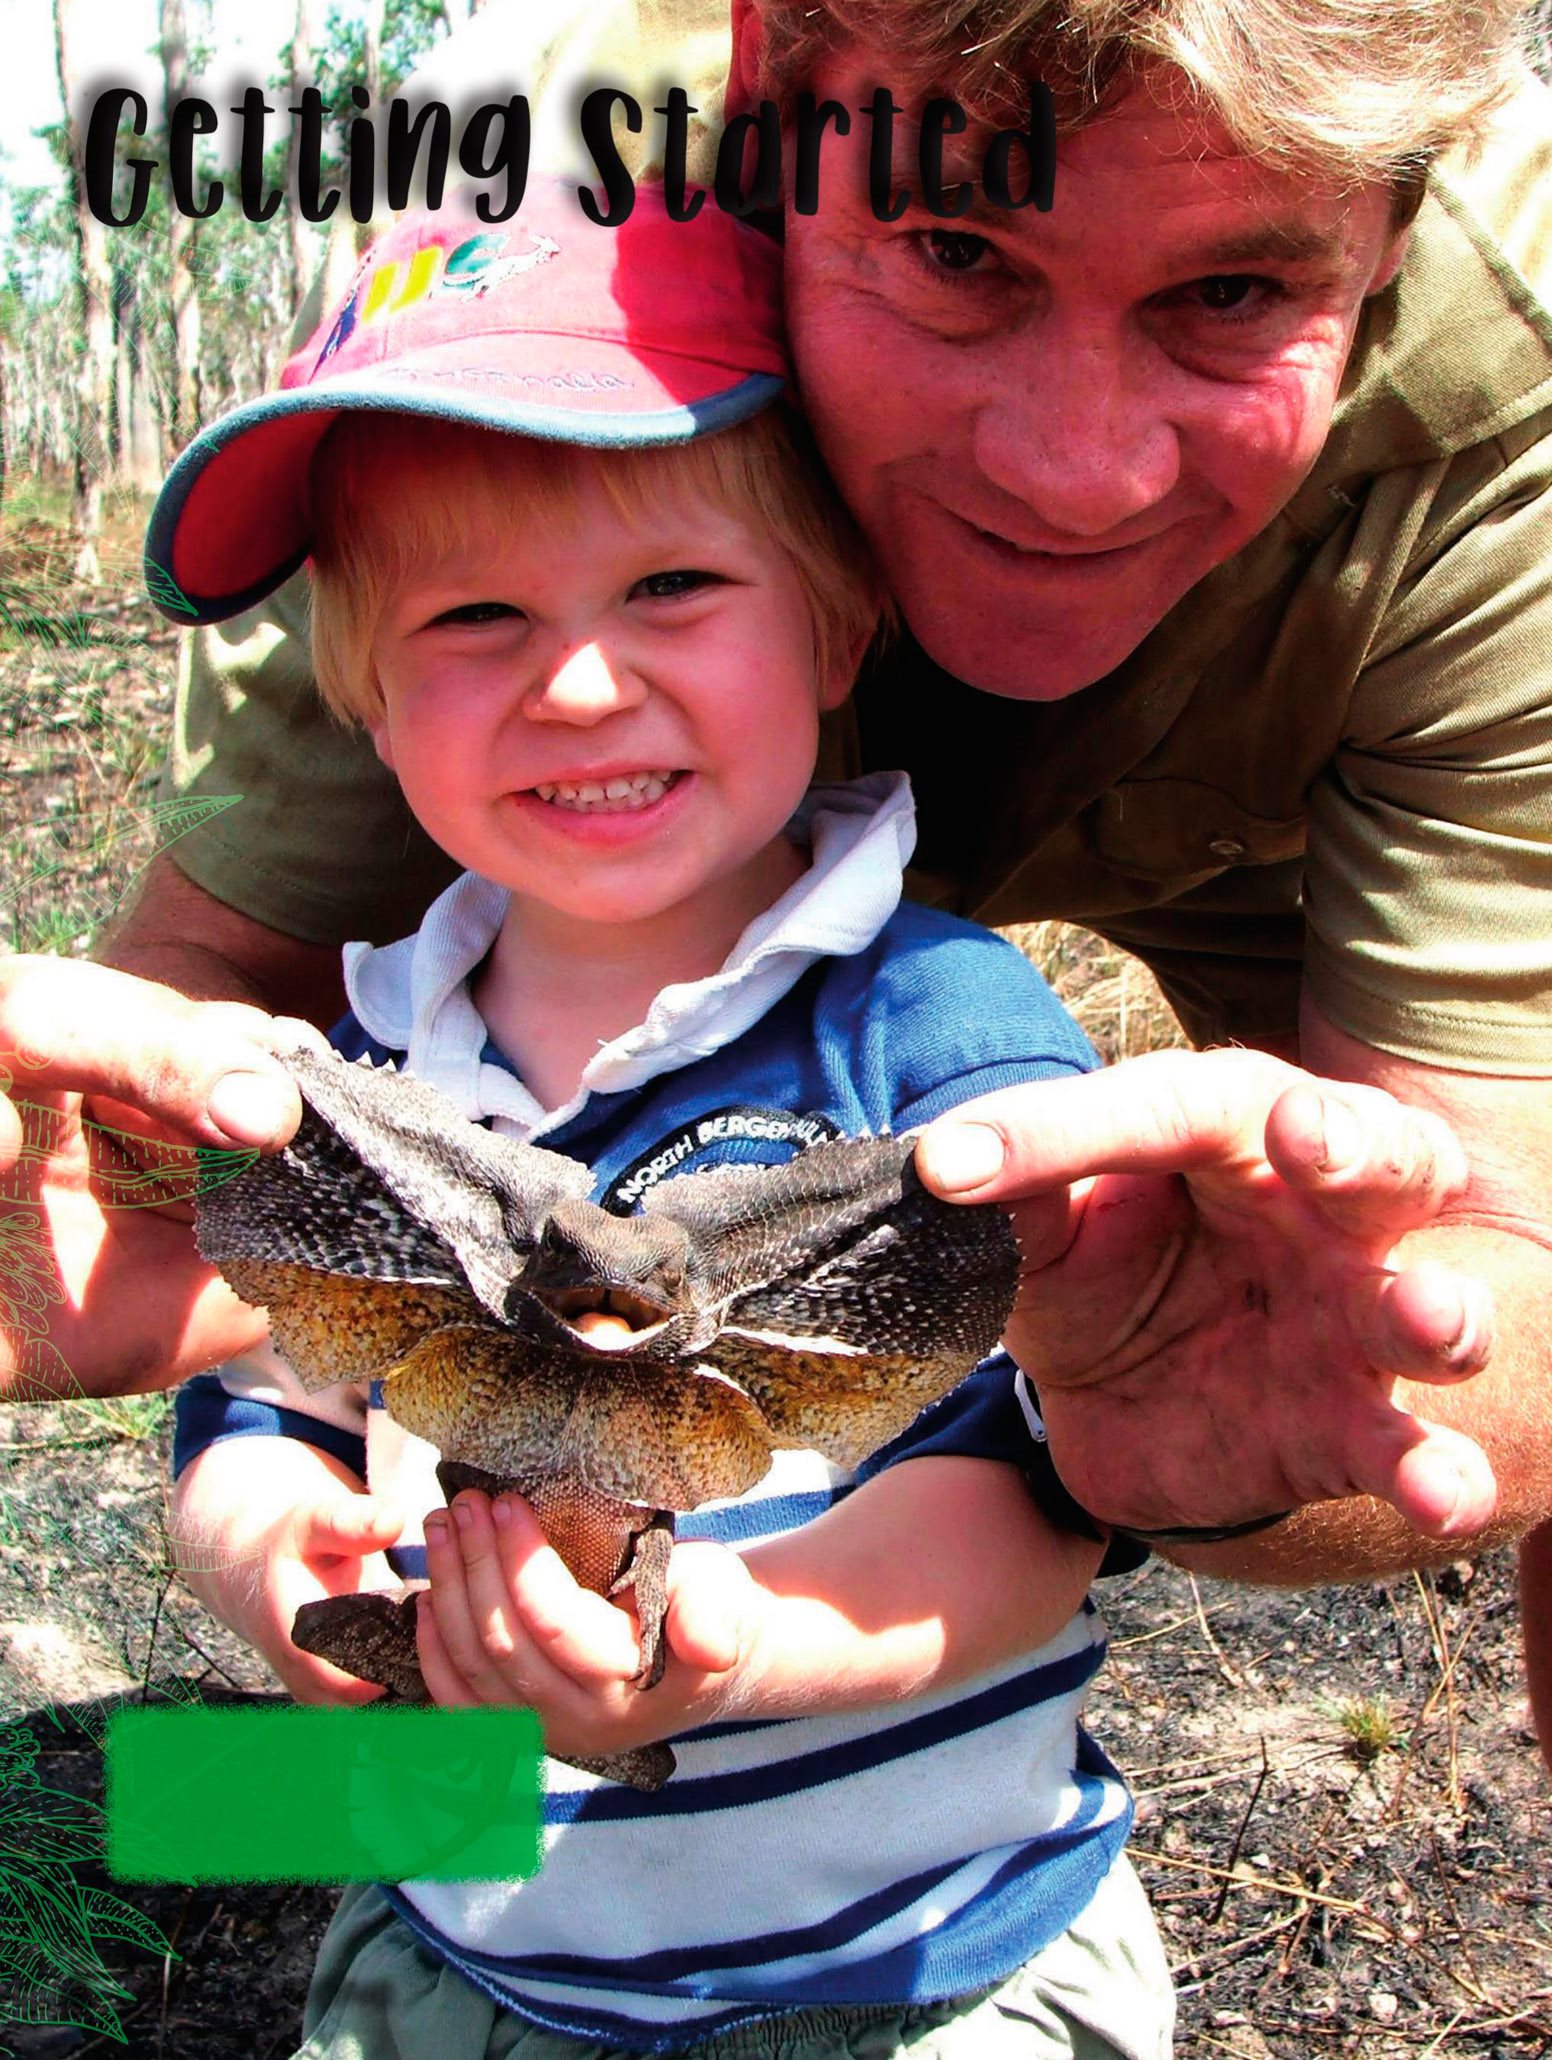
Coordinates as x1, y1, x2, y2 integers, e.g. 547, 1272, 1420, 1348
754, 0, 1536, 191
307, 409, 884, 726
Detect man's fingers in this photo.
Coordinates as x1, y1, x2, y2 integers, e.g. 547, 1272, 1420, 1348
1268, 1082, 1469, 1237
1344, 1262, 1495, 1384
915, 1048, 1296, 1201
0, 956, 304, 1149
1348, 1410, 1499, 1540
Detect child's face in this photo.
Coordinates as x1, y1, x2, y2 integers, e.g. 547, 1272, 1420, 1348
367, 460, 852, 939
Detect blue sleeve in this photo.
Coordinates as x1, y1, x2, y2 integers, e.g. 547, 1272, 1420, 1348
171, 1372, 369, 1483
828, 907, 1098, 1134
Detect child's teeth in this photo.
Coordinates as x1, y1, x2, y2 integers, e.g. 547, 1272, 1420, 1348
533, 771, 674, 811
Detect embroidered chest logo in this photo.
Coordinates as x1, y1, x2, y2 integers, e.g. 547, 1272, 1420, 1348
602, 1106, 844, 1213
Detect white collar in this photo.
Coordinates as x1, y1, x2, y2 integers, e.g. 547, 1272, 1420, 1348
342, 772, 915, 1139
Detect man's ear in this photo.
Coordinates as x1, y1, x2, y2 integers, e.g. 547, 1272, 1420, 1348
727, 0, 766, 123
1367, 224, 1412, 298
367, 714, 396, 772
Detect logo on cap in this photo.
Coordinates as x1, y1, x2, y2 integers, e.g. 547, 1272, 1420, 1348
313, 229, 562, 375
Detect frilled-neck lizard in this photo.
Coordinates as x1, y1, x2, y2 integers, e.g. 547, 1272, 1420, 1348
194, 1036, 1020, 1789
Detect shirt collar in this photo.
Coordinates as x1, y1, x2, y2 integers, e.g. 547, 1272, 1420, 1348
342, 771, 915, 1138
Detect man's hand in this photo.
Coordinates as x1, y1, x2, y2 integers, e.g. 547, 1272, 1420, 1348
915, 1047, 1498, 1545
169, 1434, 405, 1703
0, 954, 308, 1398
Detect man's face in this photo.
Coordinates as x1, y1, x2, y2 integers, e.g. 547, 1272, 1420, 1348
778, 61, 1409, 699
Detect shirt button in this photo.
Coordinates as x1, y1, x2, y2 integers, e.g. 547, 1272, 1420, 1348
1207, 836, 1246, 860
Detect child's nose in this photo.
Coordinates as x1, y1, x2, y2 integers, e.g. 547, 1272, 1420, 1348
524, 641, 646, 725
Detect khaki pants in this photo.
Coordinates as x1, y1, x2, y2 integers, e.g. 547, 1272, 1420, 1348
296, 1854, 1174, 2060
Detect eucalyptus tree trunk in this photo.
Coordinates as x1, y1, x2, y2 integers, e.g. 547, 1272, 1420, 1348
287, 0, 324, 313
52, 0, 115, 581
161, 0, 202, 442
363, 0, 386, 108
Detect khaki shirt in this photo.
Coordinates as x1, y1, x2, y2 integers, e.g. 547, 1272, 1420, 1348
161, 13, 1552, 1073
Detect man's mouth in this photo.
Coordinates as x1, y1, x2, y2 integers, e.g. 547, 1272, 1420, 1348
969, 521, 1146, 562
530, 770, 682, 813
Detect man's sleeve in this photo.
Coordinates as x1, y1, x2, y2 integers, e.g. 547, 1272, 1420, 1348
1302, 427, 1552, 1075
161, 570, 461, 943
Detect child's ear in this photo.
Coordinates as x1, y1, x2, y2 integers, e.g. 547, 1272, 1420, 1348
818, 617, 880, 714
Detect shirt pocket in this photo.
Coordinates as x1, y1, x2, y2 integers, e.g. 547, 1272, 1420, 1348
1093, 778, 1307, 882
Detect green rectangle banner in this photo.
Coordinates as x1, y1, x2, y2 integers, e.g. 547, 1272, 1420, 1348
107, 1705, 544, 1884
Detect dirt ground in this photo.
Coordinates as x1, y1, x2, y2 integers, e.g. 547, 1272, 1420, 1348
0, 501, 1548, 2055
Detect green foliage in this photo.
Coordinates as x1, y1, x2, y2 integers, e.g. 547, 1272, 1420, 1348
316, 0, 450, 118
0, 791, 245, 960
0, 1717, 177, 2047
1335, 1692, 1401, 1764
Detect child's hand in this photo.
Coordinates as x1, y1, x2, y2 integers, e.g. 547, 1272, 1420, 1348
170, 1435, 405, 1703
416, 1490, 755, 1755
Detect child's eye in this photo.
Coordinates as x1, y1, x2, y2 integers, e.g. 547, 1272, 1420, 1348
427, 600, 522, 628
631, 569, 720, 601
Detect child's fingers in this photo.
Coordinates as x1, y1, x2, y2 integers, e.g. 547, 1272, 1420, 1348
423, 1501, 529, 1702
414, 1590, 476, 1707
662, 1541, 756, 1675
485, 1495, 644, 1684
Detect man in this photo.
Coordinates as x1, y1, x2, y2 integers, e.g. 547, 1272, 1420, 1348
4, 0, 1547, 1740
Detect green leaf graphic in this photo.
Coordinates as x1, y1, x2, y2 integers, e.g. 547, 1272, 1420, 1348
77, 1886, 176, 1961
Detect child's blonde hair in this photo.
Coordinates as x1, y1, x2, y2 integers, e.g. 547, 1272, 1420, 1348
307, 408, 885, 726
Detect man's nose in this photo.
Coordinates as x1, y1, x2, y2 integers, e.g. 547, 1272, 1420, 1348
523, 640, 646, 724
970, 336, 1181, 538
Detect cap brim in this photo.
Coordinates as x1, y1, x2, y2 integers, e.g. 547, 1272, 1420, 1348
144, 349, 785, 627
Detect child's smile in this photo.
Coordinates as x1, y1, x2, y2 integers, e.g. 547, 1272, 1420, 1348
529, 768, 682, 814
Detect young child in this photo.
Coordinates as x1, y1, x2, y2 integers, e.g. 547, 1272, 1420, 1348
149, 181, 1173, 2060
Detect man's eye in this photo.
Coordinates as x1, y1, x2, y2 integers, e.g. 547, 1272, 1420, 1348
428, 601, 520, 627
632, 569, 717, 600
1189, 275, 1275, 315
920, 229, 993, 276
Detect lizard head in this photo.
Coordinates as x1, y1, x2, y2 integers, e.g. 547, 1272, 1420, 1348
515, 1200, 696, 1345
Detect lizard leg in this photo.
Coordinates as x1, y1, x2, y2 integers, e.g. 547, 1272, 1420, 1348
292, 1590, 427, 1702
610, 1513, 676, 1689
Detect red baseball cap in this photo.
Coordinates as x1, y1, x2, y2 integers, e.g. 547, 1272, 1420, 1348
144, 178, 787, 627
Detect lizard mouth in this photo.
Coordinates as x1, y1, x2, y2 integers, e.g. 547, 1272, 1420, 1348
539, 1286, 674, 1335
